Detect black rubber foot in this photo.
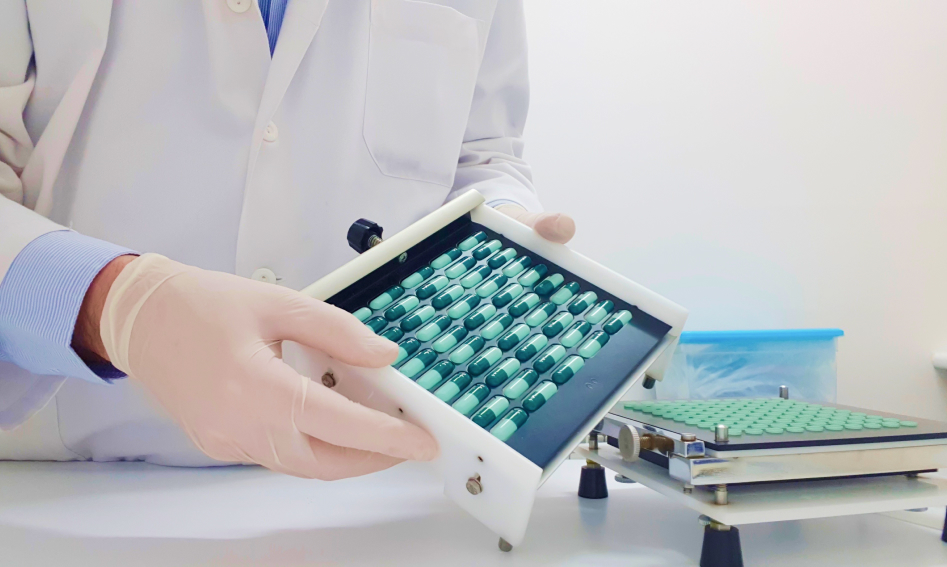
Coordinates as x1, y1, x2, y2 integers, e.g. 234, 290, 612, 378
941, 508, 947, 543
700, 525, 744, 567
642, 376, 657, 389
578, 465, 609, 499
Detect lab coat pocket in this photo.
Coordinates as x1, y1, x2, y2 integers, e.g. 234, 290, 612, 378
364, 0, 483, 187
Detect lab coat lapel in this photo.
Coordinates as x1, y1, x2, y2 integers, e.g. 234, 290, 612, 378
257, 0, 329, 128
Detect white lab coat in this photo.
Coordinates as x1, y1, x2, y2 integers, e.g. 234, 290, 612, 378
0, 0, 541, 464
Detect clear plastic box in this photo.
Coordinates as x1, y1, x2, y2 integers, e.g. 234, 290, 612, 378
655, 329, 843, 402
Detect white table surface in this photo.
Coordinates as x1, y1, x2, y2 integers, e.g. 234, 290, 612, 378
1, 459, 946, 566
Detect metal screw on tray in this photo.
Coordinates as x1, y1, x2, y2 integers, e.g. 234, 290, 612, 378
321, 370, 336, 388
466, 474, 483, 495
715, 424, 729, 444
715, 484, 729, 505
779, 385, 789, 400
498, 538, 513, 553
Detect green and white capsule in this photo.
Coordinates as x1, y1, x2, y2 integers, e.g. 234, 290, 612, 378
542, 311, 574, 338
460, 265, 492, 289
380, 326, 405, 342
517, 264, 548, 287
577, 331, 610, 359
533, 344, 567, 373
369, 285, 405, 310
399, 348, 437, 379
432, 326, 469, 353
430, 248, 461, 270
551, 355, 585, 385
502, 369, 539, 399
502, 255, 532, 278
449, 336, 486, 364
549, 282, 580, 305
603, 310, 633, 334
415, 315, 451, 342
416, 275, 449, 300
534, 273, 565, 296
464, 304, 497, 330
472, 239, 503, 260
475, 273, 508, 298
415, 360, 455, 391
472, 396, 511, 428
498, 324, 531, 351
394, 337, 421, 365
447, 294, 481, 319
524, 302, 557, 327
434, 372, 472, 403
567, 291, 598, 315
480, 313, 513, 340
457, 231, 487, 251
515, 334, 549, 361
400, 305, 435, 331
431, 284, 464, 310
353, 307, 372, 322
484, 358, 521, 388
365, 316, 387, 334
444, 256, 476, 279
401, 266, 434, 289
491, 408, 528, 442
452, 384, 491, 416
487, 247, 517, 270
467, 347, 502, 376
560, 320, 592, 348
584, 300, 614, 325
384, 295, 420, 321
522, 381, 558, 412
508, 293, 540, 317
492, 282, 524, 308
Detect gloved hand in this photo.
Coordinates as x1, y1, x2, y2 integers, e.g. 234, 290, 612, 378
97, 253, 438, 479
496, 204, 576, 244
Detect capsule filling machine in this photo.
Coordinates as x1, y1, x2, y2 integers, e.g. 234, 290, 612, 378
282, 190, 947, 565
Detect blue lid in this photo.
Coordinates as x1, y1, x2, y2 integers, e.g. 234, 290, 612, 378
679, 328, 844, 344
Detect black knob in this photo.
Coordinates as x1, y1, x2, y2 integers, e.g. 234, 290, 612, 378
347, 218, 384, 254
642, 376, 657, 390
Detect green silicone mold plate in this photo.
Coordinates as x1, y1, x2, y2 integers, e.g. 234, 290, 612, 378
614, 398, 947, 450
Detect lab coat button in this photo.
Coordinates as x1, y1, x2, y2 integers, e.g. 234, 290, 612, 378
251, 268, 278, 284
227, 0, 252, 13
263, 121, 279, 142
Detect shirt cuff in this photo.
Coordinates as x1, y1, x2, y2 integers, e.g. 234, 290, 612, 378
0, 230, 135, 383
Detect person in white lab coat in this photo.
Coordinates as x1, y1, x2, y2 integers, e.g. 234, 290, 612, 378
0, 1, 575, 477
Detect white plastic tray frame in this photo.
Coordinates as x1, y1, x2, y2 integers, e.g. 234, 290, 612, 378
284, 190, 688, 545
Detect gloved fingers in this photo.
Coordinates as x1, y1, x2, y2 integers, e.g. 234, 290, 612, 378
496, 204, 576, 244
267, 290, 397, 368
274, 436, 405, 480
292, 370, 439, 461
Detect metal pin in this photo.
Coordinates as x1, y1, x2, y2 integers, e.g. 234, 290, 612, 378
715, 424, 729, 444
498, 538, 513, 552
779, 385, 789, 399
681, 433, 697, 442
588, 433, 600, 451
683, 483, 693, 494
715, 484, 729, 505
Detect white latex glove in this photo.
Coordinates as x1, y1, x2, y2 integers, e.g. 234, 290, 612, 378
99, 254, 438, 479
496, 204, 576, 244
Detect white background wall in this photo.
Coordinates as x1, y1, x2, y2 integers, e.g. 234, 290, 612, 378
521, 1, 947, 419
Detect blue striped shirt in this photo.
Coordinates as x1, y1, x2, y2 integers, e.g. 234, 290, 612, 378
0, 231, 133, 383
259, 0, 290, 55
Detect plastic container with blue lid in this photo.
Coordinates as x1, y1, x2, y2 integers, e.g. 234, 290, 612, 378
655, 329, 844, 402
